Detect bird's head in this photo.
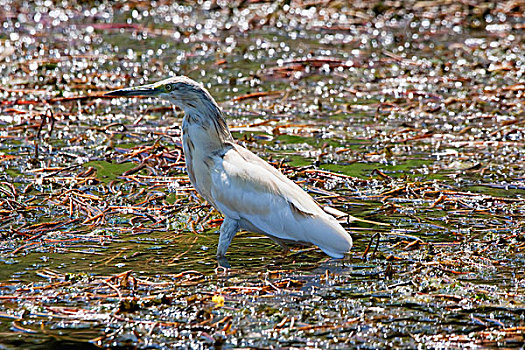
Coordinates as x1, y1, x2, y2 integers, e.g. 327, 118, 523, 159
105, 76, 218, 112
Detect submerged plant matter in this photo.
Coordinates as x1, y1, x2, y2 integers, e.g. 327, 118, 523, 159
0, 1, 523, 348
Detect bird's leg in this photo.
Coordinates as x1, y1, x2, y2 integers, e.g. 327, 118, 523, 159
217, 217, 239, 259
271, 237, 290, 255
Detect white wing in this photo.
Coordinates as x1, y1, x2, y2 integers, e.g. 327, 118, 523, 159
209, 144, 352, 258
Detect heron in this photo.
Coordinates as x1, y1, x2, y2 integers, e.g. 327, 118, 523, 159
106, 76, 353, 262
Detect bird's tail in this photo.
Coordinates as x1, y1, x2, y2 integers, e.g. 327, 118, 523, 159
302, 214, 353, 259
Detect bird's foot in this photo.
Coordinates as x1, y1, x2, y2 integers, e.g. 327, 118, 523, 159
216, 255, 231, 271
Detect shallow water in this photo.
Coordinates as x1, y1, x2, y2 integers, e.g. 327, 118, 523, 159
0, 1, 524, 348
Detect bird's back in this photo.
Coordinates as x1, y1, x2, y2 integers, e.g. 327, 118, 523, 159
208, 144, 353, 258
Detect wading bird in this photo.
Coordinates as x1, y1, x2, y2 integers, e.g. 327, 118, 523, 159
106, 76, 353, 262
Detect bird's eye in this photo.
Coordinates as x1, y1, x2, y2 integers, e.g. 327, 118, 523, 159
166, 84, 173, 91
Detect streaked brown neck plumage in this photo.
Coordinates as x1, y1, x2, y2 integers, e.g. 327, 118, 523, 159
180, 87, 233, 205
181, 96, 233, 147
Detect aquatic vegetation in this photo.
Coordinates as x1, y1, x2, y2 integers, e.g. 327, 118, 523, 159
0, 0, 523, 348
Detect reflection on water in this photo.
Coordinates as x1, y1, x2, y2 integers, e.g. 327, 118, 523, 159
0, 0, 524, 348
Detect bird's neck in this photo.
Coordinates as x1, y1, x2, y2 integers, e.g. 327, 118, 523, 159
182, 101, 233, 152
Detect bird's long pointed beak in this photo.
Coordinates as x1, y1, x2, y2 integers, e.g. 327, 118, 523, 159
105, 83, 161, 97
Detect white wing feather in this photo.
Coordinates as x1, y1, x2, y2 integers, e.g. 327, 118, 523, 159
209, 144, 352, 258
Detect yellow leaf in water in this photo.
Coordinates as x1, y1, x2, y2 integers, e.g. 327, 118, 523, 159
212, 295, 224, 307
